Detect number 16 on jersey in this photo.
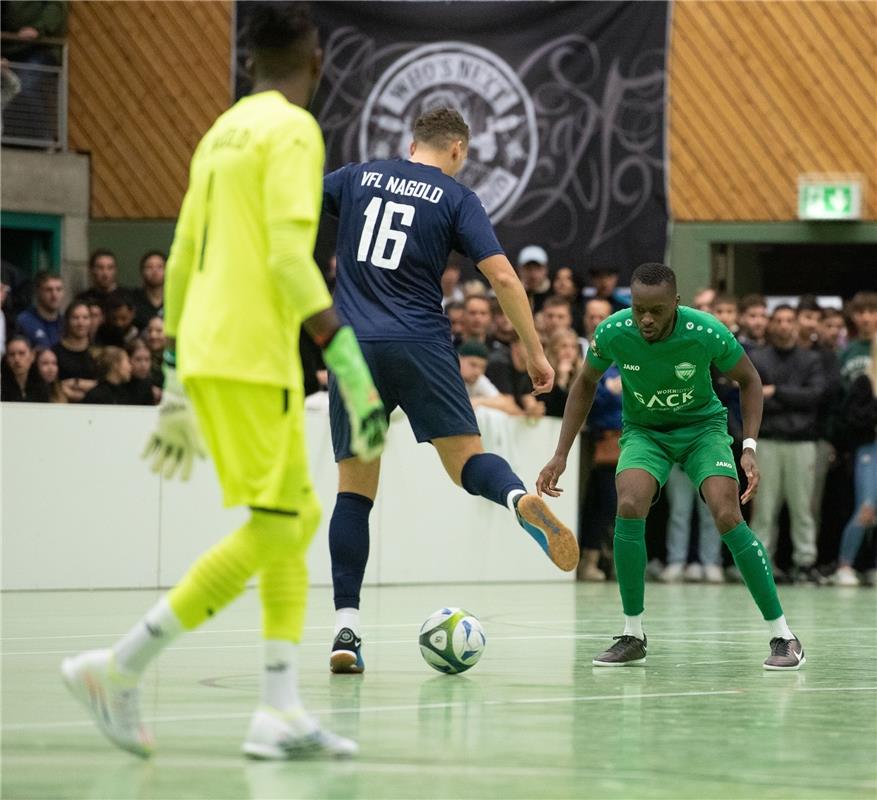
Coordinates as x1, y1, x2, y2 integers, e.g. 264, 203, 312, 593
357, 198, 415, 270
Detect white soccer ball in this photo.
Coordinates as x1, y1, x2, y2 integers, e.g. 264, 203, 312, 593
418, 607, 486, 674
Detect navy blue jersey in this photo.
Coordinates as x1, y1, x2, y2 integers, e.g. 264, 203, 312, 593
323, 159, 503, 342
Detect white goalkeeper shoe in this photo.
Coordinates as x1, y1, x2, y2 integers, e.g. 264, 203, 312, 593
242, 706, 358, 760
61, 649, 153, 758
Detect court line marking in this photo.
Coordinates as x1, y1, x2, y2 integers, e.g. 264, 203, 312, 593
1, 689, 742, 732
797, 686, 877, 692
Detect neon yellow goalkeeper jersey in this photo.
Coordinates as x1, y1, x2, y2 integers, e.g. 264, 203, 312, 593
586, 306, 745, 431
165, 91, 332, 387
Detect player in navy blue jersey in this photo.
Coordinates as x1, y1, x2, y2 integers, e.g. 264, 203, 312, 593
322, 107, 579, 673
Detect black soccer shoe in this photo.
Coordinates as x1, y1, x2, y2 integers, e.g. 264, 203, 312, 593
592, 635, 647, 667
763, 637, 806, 671
330, 628, 364, 674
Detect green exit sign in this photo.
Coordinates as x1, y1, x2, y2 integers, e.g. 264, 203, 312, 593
798, 177, 863, 220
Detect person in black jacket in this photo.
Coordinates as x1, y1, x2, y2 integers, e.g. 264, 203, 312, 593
1, 335, 48, 402
749, 305, 827, 581
83, 345, 139, 405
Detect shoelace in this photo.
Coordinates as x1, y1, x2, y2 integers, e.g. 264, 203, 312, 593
610, 635, 643, 649
770, 638, 794, 656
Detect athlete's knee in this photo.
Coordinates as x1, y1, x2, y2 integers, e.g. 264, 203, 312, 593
616, 494, 649, 519
712, 505, 743, 534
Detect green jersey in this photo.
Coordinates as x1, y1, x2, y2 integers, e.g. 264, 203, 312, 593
586, 306, 745, 430
839, 339, 872, 388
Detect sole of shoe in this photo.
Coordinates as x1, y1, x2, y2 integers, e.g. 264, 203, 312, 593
516, 495, 579, 571
242, 738, 357, 760
242, 742, 286, 760
330, 650, 364, 674
763, 655, 806, 671
592, 656, 647, 667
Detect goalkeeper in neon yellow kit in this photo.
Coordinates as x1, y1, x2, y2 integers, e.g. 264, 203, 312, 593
61, 3, 385, 760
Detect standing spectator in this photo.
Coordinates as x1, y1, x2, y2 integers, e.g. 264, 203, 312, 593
35, 346, 65, 402
749, 305, 826, 581
551, 266, 584, 334
440, 262, 464, 309
83, 346, 138, 405
540, 296, 574, 342
831, 373, 877, 585
77, 249, 119, 309
542, 329, 582, 418
517, 245, 552, 313
737, 294, 769, 352
661, 465, 724, 583
581, 297, 612, 357
692, 287, 716, 311
126, 339, 158, 405
840, 292, 877, 387
458, 339, 521, 415
14, 270, 64, 348
444, 300, 465, 342
53, 300, 98, 402
489, 302, 516, 348
795, 295, 822, 350
818, 307, 846, 353
132, 250, 165, 331
94, 289, 138, 347
586, 265, 628, 313
1, 335, 48, 401
712, 293, 738, 334
86, 301, 104, 340
458, 294, 492, 346
486, 332, 545, 418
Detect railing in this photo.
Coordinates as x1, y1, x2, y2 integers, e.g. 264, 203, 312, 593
1, 33, 67, 150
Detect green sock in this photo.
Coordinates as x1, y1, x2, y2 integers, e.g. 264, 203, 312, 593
722, 522, 783, 621
613, 517, 647, 616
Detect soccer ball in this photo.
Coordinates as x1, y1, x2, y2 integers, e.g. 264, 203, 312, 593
418, 607, 486, 674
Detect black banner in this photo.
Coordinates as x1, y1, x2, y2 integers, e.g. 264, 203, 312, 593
236, 1, 668, 282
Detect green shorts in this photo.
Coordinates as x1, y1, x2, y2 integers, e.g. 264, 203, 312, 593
616, 417, 737, 492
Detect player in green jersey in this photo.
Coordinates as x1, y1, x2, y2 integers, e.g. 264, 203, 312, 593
537, 263, 805, 670
60, 3, 386, 760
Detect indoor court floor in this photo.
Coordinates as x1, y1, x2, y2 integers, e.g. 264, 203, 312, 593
2, 582, 875, 799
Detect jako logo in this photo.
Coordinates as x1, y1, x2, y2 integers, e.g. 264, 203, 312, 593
715, 461, 734, 469
623, 363, 640, 371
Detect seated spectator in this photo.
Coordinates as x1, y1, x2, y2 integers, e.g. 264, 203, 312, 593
489, 300, 516, 348
541, 329, 583, 418
143, 315, 166, 391
582, 297, 612, 344
456, 294, 493, 347
692, 287, 716, 311
517, 245, 552, 312
551, 266, 584, 334
444, 300, 465, 342
485, 332, 545, 419
540, 296, 575, 344
796, 294, 823, 350
34, 346, 66, 402
132, 250, 165, 331
1, 335, 48, 402
458, 339, 521, 415
86, 301, 104, 340
441, 262, 464, 308
126, 339, 159, 404
712, 293, 738, 333
53, 301, 98, 402
737, 294, 768, 351
585, 265, 628, 313
94, 289, 138, 347
15, 270, 64, 348
83, 346, 140, 405
77, 249, 119, 309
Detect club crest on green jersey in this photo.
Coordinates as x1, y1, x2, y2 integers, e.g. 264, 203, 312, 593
674, 362, 696, 381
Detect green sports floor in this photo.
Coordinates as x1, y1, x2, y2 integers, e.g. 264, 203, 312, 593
2, 582, 875, 800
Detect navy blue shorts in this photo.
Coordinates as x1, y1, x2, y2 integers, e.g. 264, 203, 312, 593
328, 339, 480, 461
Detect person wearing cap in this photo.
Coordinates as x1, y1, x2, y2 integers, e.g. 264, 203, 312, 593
517, 245, 552, 314
586, 265, 629, 314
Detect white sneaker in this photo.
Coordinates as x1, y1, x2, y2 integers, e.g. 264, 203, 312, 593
831, 566, 860, 587
242, 706, 357, 760
61, 649, 153, 758
703, 564, 725, 584
660, 563, 685, 583
684, 562, 704, 582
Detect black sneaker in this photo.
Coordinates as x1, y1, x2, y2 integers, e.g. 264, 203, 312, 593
330, 628, 364, 674
592, 635, 647, 666
763, 637, 805, 671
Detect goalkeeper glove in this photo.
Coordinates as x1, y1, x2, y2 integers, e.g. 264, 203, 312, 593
323, 326, 387, 462
142, 351, 206, 481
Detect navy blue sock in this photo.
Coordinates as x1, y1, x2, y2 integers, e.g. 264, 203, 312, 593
460, 453, 526, 508
329, 492, 373, 610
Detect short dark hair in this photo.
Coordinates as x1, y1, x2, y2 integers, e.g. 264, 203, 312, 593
796, 294, 822, 315
771, 303, 796, 319
822, 307, 844, 321
413, 108, 470, 149
34, 270, 61, 289
139, 250, 166, 271
738, 294, 767, 314
849, 291, 877, 313
630, 263, 676, 291
542, 295, 572, 312
246, 2, 317, 78
89, 249, 116, 270
444, 301, 464, 314
463, 294, 489, 310
105, 288, 134, 312
713, 293, 737, 308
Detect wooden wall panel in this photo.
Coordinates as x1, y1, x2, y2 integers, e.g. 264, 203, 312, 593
68, 1, 231, 218
669, 1, 877, 221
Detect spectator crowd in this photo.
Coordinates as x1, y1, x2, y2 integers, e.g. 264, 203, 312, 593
3, 241, 875, 588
